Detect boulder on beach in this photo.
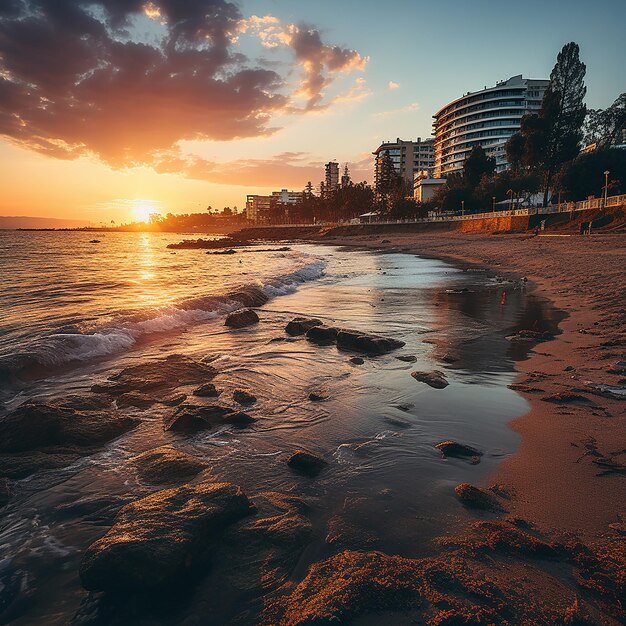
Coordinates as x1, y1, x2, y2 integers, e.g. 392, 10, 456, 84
164, 404, 255, 432
455, 483, 503, 511
506, 330, 554, 343
79, 481, 254, 591
308, 392, 328, 402
305, 325, 338, 344
116, 392, 155, 409
436, 440, 483, 461
350, 357, 365, 365
0, 402, 138, 454
396, 355, 417, 363
193, 382, 221, 397
541, 392, 593, 404
285, 317, 323, 336
287, 450, 327, 477
411, 370, 449, 389
131, 446, 208, 485
233, 390, 257, 405
225, 308, 259, 328
336, 329, 405, 354
91, 354, 217, 398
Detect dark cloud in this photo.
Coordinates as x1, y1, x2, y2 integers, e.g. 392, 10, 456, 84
0, 0, 284, 165
0, 2, 367, 169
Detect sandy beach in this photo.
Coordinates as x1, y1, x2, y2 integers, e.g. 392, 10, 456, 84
321, 231, 626, 539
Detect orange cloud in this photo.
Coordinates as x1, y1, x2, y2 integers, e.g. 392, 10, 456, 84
0, 2, 367, 170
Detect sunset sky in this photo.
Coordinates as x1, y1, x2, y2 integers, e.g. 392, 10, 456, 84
1, 0, 624, 225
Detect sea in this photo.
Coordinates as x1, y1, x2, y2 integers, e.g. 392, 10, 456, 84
0, 230, 560, 624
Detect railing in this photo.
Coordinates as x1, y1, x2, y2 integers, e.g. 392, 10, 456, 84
247, 193, 626, 228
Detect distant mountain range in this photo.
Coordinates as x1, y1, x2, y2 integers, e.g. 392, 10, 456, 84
0, 216, 91, 229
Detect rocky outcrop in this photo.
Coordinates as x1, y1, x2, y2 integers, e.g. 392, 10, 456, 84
92, 354, 216, 399
164, 405, 255, 432
285, 317, 323, 336
436, 440, 483, 461
349, 357, 364, 365
287, 450, 327, 477
305, 325, 338, 344
233, 390, 257, 405
411, 370, 449, 389
455, 483, 503, 511
308, 392, 328, 402
506, 330, 554, 343
0, 402, 138, 454
193, 382, 221, 397
396, 355, 417, 363
225, 308, 259, 328
336, 329, 405, 354
79, 482, 254, 591
227, 287, 269, 308
131, 446, 207, 485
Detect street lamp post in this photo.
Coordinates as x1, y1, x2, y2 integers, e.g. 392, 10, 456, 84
507, 188, 513, 212
461, 200, 465, 217
492, 196, 496, 215
603, 170, 610, 207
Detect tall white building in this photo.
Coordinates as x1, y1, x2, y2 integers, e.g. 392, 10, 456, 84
373, 137, 435, 189
325, 161, 339, 193
433, 75, 548, 178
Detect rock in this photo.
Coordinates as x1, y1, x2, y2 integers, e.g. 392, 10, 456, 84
411, 370, 449, 389
396, 355, 417, 363
336, 329, 405, 354
0, 402, 138, 454
79, 482, 254, 591
92, 354, 216, 398
435, 440, 483, 460
455, 483, 503, 511
233, 390, 257, 405
0, 478, 10, 507
305, 325, 338, 344
89, 239, 101, 243
164, 405, 255, 432
287, 450, 327, 477
440, 353, 459, 364
131, 446, 207, 485
308, 392, 327, 402
193, 382, 221, 397
541, 392, 593, 404
209, 248, 237, 255
116, 392, 155, 409
506, 330, 554, 343
159, 393, 187, 406
285, 317, 323, 336
349, 357, 365, 365
260, 550, 422, 625
225, 308, 259, 328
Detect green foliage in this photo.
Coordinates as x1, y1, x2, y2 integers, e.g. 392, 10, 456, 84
463, 146, 495, 187
555, 148, 626, 200
585, 93, 626, 148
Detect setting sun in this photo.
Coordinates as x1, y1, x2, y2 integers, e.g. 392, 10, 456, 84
132, 199, 159, 222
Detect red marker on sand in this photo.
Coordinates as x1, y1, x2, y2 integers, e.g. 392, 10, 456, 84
500, 291, 507, 306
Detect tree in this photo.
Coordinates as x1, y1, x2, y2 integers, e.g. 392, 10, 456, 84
584, 93, 626, 148
541, 42, 587, 205
555, 148, 626, 201
463, 146, 495, 188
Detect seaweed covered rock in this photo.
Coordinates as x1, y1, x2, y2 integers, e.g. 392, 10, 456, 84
455, 483, 503, 512
131, 446, 207, 485
233, 390, 257, 405
285, 317, 323, 336
436, 441, 483, 461
225, 308, 259, 329
79, 482, 254, 591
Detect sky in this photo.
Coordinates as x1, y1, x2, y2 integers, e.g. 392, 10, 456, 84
0, 0, 624, 224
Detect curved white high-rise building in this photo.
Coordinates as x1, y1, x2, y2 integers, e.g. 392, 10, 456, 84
433, 75, 549, 178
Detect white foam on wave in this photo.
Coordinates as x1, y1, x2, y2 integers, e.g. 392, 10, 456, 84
6, 253, 328, 373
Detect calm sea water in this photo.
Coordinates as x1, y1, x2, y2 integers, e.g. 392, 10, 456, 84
0, 230, 558, 624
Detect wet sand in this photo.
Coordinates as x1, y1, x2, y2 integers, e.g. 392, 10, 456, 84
322, 231, 626, 539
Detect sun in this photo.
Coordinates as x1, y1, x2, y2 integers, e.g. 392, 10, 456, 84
132, 199, 158, 222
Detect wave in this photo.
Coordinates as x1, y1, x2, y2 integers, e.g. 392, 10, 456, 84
0, 256, 327, 385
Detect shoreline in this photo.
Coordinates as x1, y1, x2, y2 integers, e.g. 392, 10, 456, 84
318, 231, 626, 540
